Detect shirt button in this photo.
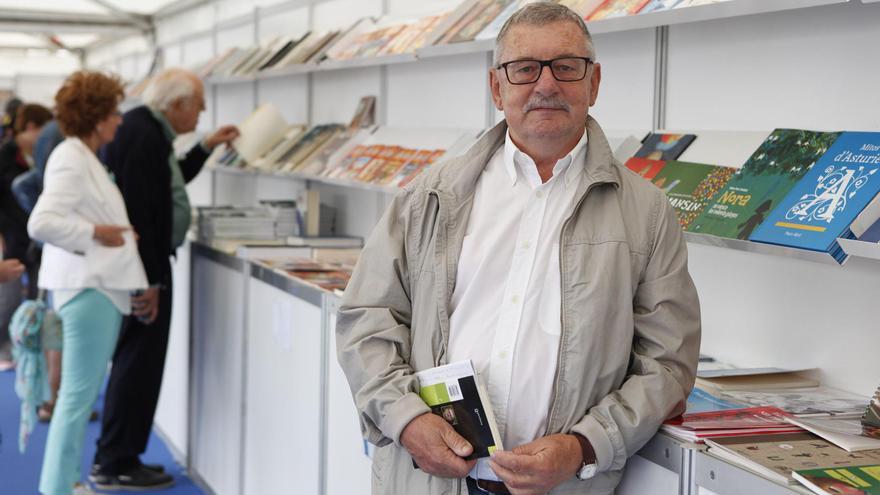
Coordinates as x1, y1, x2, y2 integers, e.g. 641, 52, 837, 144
511, 295, 520, 305
522, 240, 531, 249
498, 350, 509, 359
536, 190, 544, 198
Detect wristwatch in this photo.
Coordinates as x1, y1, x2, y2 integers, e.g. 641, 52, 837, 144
572, 433, 598, 481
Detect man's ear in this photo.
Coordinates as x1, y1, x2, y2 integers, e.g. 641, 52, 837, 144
489, 68, 504, 111
589, 62, 601, 107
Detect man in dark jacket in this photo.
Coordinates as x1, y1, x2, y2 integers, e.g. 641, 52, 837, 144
90, 68, 238, 491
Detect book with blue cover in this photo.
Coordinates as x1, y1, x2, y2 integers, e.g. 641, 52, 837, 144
749, 132, 880, 263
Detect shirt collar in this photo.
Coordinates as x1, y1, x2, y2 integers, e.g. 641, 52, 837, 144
502, 128, 588, 188
149, 106, 177, 142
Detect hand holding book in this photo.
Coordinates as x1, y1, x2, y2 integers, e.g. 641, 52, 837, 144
400, 412, 477, 478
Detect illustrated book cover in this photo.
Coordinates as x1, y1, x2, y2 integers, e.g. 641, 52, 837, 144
794, 465, 880, 495
633, 132, 696, 161
689, 129, 842, 239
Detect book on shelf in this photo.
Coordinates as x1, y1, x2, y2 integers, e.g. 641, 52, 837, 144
251, 125, 307, 170
288, 269, 352, 292
689, 129, 842, 240
231, 103, 289, 163
661, 406, 802, 443
557, 0, 608, 17
445, 0, 513, 45
794, 465, 880, 495
434, 0, 490, 45
633, 132, 696, 160
720, 387, 870, 417
587, 0, 651, 21
684, 387, 745, 415
785, 416, 880, 453
348, 95, 377, 130
639, 0, 683, 13
415, 360, 503, 461
705, 432, 880, 486
423, 0, 481, 47
625, 156, 666, 180
648, 160, 737, 230
749, 132, 880, 263
324, 17, 380, 61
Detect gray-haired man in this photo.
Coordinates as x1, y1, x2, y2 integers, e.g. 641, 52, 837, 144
336, 3, 701, 494
90, 68, 238, 491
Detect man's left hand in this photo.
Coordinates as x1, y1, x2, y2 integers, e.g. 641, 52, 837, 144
489, 434, 583, 495
204, 125, 240, 149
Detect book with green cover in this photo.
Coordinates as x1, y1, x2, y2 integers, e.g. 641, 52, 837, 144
649, 160, 736, 229
689, 129, 842, 239
415, 360, 502, 461
794, 465, 880, 495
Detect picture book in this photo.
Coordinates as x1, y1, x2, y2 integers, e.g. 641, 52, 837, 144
633, 132, 696, 160
685, 387, 744, 415
750, 132, 880, 262
649, 160, 736, 229
587, 0, 651, 21
689, 129, 842, 239
446, 0, 512, 44
415, 360, 502, 461
705, 432, 880, 485
625, 157, 666, 180
721, 387, 868, 417
794, 465, 880, 495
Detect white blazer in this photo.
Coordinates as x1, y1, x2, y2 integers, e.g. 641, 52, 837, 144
28, 137, 148, 292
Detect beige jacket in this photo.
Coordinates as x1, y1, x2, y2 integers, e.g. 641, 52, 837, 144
337, 117, 701, 494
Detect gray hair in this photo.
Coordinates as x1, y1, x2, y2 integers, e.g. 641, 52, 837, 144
141, 68, 201, 111
494, 2, 596, 67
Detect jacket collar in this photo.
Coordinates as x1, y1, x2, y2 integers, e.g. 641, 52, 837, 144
430, 115, 621, 202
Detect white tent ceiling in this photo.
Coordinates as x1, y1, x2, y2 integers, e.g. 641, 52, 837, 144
0, 1, 176, 15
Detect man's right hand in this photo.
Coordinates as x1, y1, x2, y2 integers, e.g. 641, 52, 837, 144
93, 225, 130, 247
0, 259, 25, 283
400, 412, 477, 478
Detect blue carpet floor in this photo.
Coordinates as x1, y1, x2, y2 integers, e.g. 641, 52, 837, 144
0, 369, 204, 495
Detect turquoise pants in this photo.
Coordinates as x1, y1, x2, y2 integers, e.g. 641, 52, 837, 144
39, 289, 122, 495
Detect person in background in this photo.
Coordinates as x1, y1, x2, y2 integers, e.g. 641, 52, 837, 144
0, 103, 52, 371
90, 68, 239, 491
1, 97, 22, 142
12, 119, 69, 422
335, 3, 701, 494
29, 70, 149, 495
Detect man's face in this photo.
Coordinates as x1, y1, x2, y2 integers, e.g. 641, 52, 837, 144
490, 21, 601, 144
167, 81, 205, 134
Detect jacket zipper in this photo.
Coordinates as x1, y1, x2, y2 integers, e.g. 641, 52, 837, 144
544, 181, 607, 436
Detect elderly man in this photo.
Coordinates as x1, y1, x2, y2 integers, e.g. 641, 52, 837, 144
90, 68, 239, 490
336, 3, 701, 495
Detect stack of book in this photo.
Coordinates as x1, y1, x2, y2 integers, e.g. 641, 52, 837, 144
197, 206, 277, 241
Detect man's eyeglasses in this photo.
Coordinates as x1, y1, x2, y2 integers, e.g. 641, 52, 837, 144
496, 57, 593, 85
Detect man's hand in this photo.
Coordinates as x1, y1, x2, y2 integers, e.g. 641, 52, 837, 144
93, 225, 130, 247
400, 412, 477, 478
489, 434, 583, 495
132, 286, 160, 324
204, 125, 240, 149
0, 259, 25, 283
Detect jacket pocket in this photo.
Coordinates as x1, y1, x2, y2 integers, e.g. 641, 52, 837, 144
538, 243, 561, 336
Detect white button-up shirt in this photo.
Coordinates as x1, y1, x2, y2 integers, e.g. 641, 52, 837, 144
448, 129, 588, 480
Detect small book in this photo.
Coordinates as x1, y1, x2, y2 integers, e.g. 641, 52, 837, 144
696, 368, 819, 395
633, 132, 696, 161
415, 360, 503, 460
794, 464, 880, 495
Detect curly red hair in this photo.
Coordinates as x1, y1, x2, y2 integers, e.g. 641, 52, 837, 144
55, 71, 124, 138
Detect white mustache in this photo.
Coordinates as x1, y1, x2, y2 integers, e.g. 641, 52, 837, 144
523, 96, 570, 113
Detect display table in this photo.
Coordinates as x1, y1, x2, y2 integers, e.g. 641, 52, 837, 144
182, 241, 815, 495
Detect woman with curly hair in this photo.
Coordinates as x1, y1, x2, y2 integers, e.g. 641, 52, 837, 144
28, 71, 148, 495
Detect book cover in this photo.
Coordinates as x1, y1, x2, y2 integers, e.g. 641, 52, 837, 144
415, 360, 503, 460
794, 465, 880, 495
438, 0, 491, 45
587, 0, 651, 21
674, 406, 792, 431
750, 132, 880, 259
650, 160, 736, 229
706, 432, 880, 485
625, 156, 666, 180
720, 387, 869, 417
689, 129, 842, 240
633, 132, 696, 160
685, 387, 745, 414
447, 0, 512, 44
